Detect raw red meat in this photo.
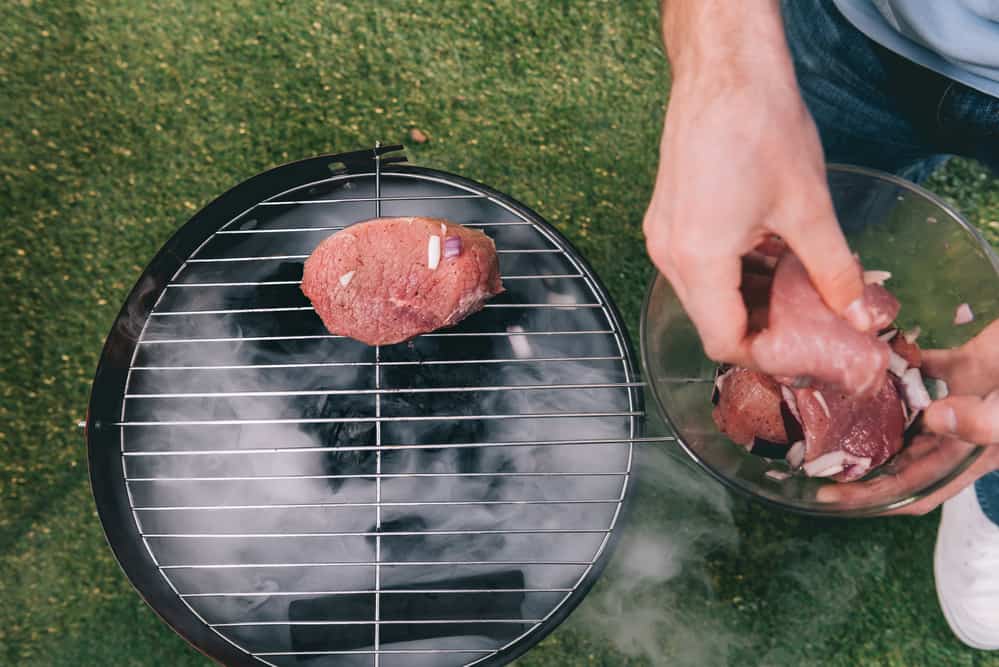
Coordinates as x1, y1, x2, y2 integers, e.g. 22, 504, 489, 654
301, 217, 503, 346
751, 253, 900, 395
792, 377, 905, 482
710, 246, 917, 483
711, 368, 790, 447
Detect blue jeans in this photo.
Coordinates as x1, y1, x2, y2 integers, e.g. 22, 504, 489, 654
782, 0, 999, 524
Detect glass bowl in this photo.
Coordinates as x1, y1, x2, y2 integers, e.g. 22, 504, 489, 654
640, 165, 999, 516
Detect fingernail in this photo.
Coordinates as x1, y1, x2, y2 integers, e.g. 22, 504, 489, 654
844, 297, 872, 332
937, 406, 958, 433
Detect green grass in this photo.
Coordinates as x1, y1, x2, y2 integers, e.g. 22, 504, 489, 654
1, 1, 998, 665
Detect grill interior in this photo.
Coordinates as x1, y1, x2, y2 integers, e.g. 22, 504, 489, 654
93, 148, 650, 667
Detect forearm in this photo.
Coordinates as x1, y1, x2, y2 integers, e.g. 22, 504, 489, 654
660, 0, 797, 89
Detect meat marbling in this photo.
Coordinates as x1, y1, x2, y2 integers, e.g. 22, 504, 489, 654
301, 216, 503, 346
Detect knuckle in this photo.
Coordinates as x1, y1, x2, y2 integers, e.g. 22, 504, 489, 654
665, 241, 703, 275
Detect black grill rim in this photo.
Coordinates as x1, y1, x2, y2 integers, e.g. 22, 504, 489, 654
86, 151, 643, 666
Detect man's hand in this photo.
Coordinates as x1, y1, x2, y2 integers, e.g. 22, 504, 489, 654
818, 319, 999, 515
923, 318, 999, 445
645, 0, 869, 366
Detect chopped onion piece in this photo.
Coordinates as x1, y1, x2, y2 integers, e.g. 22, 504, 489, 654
803, 450, 871, 478
888, 350, 909, 377
901, 367, 931, 412
903, 326, 921, 343
932, 378, 949, 400
954, 303, 974, 325
786, 440, 805, 469
863, 270, 892, 285
813, 391, 831, 418
443, 235, 462, 259
338, 270, 355, 287
765, 470, 791, 481
440, 222, 447, 236
427, 235, 441, 270
781, 386, 801, 424
878, 329, 898, 342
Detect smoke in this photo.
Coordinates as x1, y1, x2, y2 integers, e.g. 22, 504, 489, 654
572, 438, 888, 667
577, 444, 744, 666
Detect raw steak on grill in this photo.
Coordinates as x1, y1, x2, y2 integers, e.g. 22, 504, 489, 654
301, 216, 504, 346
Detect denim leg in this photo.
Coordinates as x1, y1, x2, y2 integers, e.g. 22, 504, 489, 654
976, 472, 999, 526
781, 0, 950, 181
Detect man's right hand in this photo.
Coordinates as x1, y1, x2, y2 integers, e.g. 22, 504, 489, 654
643, 0, 870, 367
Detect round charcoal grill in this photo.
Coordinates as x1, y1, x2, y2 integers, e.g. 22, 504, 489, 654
87, 145, 652, 667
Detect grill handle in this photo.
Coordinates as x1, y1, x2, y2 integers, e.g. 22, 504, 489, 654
329, 144, 407, 174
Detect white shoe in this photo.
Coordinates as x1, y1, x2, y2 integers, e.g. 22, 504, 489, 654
934, 484, 999, 650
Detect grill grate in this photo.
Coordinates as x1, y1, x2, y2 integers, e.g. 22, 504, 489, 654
88, 146, 662, 667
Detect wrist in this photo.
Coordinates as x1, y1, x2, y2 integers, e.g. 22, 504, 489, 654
663, 0, 797, 92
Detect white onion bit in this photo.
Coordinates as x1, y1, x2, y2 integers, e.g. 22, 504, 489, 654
427, 235, 441, 270
338, 271, 355, 287
443, 235, 462, 259
781, 386, 801, 424
933, 378, 950, 400
813, 391, 831, 419
863, 270, 892, 286
954, 303, 974, 325
903, 326, 921, 343
786, 441, 805, 469
766, 470, 791, 481
803, 451, 871, 478
888, 350, 909, 377
901, 367, 932, 412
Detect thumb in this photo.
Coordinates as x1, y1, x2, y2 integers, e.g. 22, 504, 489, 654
778, 188, 868, 330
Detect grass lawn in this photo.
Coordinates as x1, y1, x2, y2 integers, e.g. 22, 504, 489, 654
2, 1, 999, 665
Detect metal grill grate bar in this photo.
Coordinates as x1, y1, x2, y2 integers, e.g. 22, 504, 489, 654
257, 194, 489, 206
122, 435, 673, 456
125, 381, 644, 399
143, 529, 611, 538
213, 619, 540, 627
159, 560, 595, 569
137, 332, 617, 345
115, 410, 641, 426
127, 471, 629, 481
133, 498, 624, 510
373, 152, 382, 665
217, 221, 531, 233
182, 588, 573, 598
